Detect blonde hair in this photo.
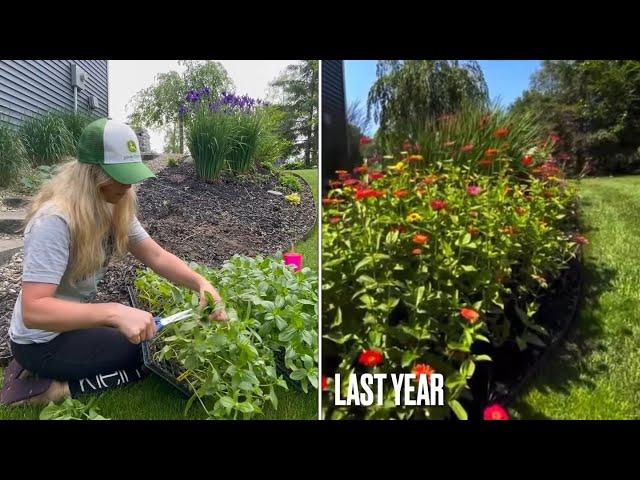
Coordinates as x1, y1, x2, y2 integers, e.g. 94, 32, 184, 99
26, 159, 137, 284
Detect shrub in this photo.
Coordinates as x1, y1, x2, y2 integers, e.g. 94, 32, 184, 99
134, 255, 318, 419
322, 105, 581, 420
283, 161, 306, 170
0, 122, 27, 187
254, 106, 292, 167
279, 174, 300, 192
19, 112, 75, 166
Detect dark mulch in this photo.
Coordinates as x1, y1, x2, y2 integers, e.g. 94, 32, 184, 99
136, 161, 315, 265
93, 162, 316, 306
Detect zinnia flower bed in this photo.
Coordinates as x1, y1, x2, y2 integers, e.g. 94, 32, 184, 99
322, 111, 584, 420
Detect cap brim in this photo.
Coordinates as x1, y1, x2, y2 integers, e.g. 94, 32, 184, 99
101, 162, 155, 185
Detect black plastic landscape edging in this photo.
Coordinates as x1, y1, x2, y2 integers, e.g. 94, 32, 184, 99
484, 251, 585, 412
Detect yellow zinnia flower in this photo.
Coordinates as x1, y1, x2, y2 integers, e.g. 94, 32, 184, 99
407, 212, 423, 223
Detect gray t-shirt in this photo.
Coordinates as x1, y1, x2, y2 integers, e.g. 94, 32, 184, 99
9, 202, 150, 344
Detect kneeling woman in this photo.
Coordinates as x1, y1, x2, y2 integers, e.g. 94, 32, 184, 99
0, 119, 227, 406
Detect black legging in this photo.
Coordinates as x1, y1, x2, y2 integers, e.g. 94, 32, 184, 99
10, 328, 148, 397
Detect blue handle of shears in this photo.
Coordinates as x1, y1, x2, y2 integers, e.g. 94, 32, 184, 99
153, 316, 163, 332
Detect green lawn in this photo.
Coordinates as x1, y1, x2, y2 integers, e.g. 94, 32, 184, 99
0, 169, 319, 420
512, 175, 640, 419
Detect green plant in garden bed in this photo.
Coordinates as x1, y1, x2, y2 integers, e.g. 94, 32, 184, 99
184, 90, 274, 180
285, 192, 301, 205
19, 112, 77, 166
279, 174, 300, 192
322, 106, 584, 420
0, 121, 27, 187
40, 397, 109, 420
134, 255, 318, 420
187, 107, 236, 180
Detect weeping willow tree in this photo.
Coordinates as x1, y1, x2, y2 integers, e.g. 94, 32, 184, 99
367, 60, 490, 149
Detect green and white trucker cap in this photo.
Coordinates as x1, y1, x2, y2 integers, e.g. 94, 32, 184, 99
77, 118, 155, 184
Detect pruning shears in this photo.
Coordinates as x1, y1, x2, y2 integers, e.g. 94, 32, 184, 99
153, 309, 195, 332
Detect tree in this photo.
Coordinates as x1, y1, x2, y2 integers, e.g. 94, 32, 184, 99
367, 60, 489, 148
512, 60, 640, 175
268, 60, 318, 167
346, 99, 369, 166
127, 61, 233, 154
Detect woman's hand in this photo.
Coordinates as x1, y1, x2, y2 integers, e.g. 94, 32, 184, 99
107, 303, 157, 344
198, 281, 229, 322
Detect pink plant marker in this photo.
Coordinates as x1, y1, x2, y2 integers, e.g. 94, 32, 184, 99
283, 252, 303, 272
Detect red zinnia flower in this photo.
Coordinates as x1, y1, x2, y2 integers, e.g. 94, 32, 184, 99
322, 375, 328, 391
338, 172, 351, 181
411, 248, 422, 256
360, 136, 373, 145
322, 198, 344, 206
343, 178, 361, 187
478, 159, 493, 168
412, 363, 435, 382
354, 166, 368, 175
355, 189, 385, 201
483, 403, 510, 420
460, 308, 480, 324
522, 155, 533, 167
485, 148, 499, 158
494, 128, 509, 138
423, 175, 438, 185
430, 199, 447, 211
393, 189, 409, 199
358, 349, 383, 368
466, 185, 482, 196
329, 180, 342, 189
412, 233, 430, 245
369, 171, 385, 181
329, 216, 341, 225
460, 144, 474, 153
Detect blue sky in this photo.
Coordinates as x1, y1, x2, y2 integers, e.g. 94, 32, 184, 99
344, 60, 541, 135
